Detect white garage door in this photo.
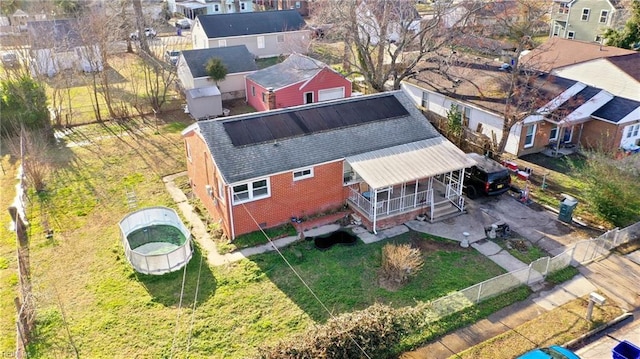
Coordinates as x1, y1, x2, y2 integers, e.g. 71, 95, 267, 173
318, 87, 345, 102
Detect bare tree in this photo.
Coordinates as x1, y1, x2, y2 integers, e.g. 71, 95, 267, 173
310, 0, 463, 92
132, 0, 150, 53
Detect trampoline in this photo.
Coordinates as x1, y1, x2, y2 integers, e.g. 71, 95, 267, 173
119, 206, 193, 275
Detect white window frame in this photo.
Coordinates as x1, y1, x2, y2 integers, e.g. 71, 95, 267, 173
240, 2, 246, 10
293, 167, 314, 181
421, 92, 429, 109
257, 36, 265, 49
599, 10, 609, 23
559, 3, 569, 14
581, 8, 590, 21
218, 39, 227, 47
524, 124, 536, 148
227, 4, 232, 11
232, 178, 270, 204
567, 31, 575, 39
218, 177, 225, 200
186, 142, 192, 162
251, 86, 255, 97
549, 126, 559, 141
276, 34, 285, 43
304, 91, 314, 104
214, 4, 219, 12
628, 124, 640, 138
295, 1, 301, 9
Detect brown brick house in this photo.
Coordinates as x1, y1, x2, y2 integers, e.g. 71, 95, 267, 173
182, 91, 475, 239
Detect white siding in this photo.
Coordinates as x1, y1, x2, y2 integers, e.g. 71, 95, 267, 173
401, 81, 520, 156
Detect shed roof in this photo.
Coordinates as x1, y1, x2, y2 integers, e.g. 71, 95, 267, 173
246, 53, 340, 90
27, 19, 82, 50
185, 91, 468, 185
197, 10, 306, 39
181, 45, 257, 78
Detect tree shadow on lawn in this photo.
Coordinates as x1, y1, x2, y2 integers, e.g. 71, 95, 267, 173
132, 245, 216, 308
250, 230, 506, 323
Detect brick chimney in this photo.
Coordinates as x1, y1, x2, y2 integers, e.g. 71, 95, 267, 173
266, 87, 276, 110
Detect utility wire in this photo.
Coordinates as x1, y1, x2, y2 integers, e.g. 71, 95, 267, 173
238, 202, 373, 359
170, 260, 189, 359
185, 246, 204, 358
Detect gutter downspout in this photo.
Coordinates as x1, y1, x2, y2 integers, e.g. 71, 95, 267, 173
372, 189, 378, 234
227, 185, 235, 240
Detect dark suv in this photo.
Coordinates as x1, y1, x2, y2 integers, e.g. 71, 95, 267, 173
463, 153, 511, 199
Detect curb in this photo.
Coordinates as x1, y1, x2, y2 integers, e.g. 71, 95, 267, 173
565, 312, 634, 350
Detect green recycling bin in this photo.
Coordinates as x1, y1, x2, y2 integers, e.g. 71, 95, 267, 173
559, 196, 578, 223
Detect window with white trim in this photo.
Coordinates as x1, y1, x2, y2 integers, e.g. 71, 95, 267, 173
581, 8, 590, 21
567, 31, 575, 39
218, 39, 227, 47
524, 124, 536, 148
214, 4, 219, 12
550, 126, 559, 141
599, 10, 609, 23
251, 86, 255, 97
295, 1, 301, 9
421, 92, 429, 109
186, 142, 192, 162
232, 178, 270, 204
241, 2, 246, 10
218, 177, 225, 200
627, 124, 640, 138
257, 36, 265, 49
558, 3, 569, 14
293, 168, 313, 181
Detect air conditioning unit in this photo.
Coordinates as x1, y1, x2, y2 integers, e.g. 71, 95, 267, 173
205, 185, 213, 197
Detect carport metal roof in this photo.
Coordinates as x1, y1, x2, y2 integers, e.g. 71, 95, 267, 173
346, 137, 476, 190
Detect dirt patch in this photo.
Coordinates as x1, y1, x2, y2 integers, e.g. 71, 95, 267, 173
378, 274, 404, 292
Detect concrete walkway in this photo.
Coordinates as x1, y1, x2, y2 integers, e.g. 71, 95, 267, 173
164, 172, 639, 358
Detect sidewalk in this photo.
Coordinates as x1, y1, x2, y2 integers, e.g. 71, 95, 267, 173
163, 173, 639, 357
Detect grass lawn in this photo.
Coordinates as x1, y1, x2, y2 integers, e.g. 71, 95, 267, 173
455, 293, 624, 358
0, 121, 512, 358
252, 232, 507, 322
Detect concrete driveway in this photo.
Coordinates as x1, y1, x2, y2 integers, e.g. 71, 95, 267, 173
467, 191, 598, 256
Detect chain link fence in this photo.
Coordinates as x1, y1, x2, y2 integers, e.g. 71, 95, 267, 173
419, 222, 639, 323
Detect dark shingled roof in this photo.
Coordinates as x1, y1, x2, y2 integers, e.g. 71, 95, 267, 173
591, 96, 640, 124
181, 46, 257, 78
546, 86, 601, 119
189, 91, 441, 184
27, 19, 82, 50
197, 10, 306, 39
607, 53, 640, 82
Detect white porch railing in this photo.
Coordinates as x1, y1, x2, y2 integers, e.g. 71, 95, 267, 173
348, 187, 432, 218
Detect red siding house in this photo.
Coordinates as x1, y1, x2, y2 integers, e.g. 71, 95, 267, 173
245, 53, 352, 112
182, 91, 475, 240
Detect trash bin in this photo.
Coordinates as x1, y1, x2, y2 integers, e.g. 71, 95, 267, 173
613, 340, 640, 359
558, 195, 578, 223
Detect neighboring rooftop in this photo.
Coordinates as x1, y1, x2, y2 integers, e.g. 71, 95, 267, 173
196, 9, 306, 39
591, 96, 640, 124
246, 53, 343, 90
181, 45, 257, 78
521, 37, 636, 72
187, 91, 442, 183
407, 54, 577, 115
27, 19, 82, 49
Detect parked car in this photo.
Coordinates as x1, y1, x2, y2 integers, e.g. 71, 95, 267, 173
130, 28, 157, 40
165, 50, 180, 66
516, 345, 580, 359
175, 18, 192, 29
463, 153, 512, 199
